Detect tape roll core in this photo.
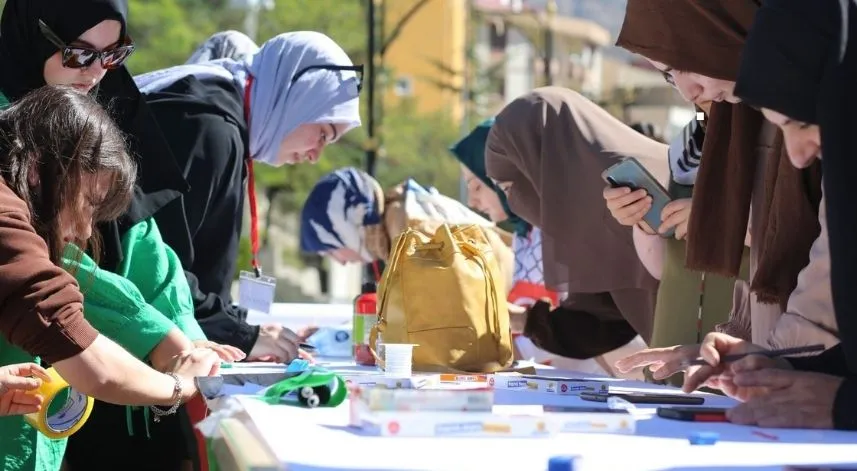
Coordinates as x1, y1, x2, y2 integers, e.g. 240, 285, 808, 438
23, 367, 94, 439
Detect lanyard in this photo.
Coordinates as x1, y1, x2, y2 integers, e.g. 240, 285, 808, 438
244, 76, 261, 277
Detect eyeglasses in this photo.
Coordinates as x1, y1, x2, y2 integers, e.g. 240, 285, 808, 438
38, 19, 135, 70
291, 64, 364, 94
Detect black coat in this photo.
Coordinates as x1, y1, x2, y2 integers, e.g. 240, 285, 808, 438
142, 75, 260, 353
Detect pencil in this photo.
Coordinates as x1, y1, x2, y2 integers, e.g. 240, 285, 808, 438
682, 344, 826, 367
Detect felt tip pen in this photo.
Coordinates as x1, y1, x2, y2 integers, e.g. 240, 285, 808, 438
683, 344, 825, 367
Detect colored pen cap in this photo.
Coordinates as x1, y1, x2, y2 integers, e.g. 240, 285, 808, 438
548, 455, 578, 471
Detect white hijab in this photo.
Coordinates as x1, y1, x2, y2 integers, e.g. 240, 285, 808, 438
135, 31, 361, 166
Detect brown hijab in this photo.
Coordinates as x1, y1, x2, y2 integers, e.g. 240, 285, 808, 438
617, 0, 823, 310
485, 87, 665, 337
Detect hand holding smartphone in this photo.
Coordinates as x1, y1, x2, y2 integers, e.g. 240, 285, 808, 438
602, 158, 675, 238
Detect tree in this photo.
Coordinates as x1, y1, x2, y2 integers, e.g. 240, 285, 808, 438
125, 0, 217, 74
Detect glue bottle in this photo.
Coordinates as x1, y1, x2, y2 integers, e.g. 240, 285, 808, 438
353, 282, 377, 366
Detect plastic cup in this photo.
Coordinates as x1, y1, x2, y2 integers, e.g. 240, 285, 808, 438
382, 343, 417, 377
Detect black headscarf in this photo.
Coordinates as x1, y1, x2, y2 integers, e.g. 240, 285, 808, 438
735, 0, 841, 124
0, 0, 127, 101
0, 0, 189, 269
820, 0, 857, 377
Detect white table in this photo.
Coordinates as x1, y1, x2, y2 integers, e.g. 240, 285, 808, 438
210, 363, 857, 471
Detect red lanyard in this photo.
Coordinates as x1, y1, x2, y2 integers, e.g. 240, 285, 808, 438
244, 76, 261, 277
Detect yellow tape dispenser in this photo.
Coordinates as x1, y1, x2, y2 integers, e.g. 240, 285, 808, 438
24, 367, 94, 439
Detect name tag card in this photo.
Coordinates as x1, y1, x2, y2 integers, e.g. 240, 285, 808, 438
238, 271, 277, 314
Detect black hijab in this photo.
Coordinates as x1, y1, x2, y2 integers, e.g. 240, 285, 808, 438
819, 0, 857, 376
0, 0, 127, 101
0, 0, 189, 269
737, 0, 857, 375
735, 0, 840, 124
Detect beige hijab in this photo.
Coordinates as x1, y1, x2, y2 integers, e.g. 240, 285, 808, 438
485, 87, 665, 311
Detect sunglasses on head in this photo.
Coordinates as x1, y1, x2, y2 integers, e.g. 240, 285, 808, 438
291, 64, 364, 93
38, 19, 135, 70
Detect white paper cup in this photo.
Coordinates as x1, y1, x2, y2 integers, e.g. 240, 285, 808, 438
383, 343, 417, 377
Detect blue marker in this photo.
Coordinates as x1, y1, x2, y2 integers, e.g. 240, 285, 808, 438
548, 455, 578, 471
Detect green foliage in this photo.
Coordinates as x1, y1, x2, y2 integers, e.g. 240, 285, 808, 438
125, 0, 215, 74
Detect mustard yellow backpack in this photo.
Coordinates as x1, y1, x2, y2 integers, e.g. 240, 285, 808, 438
370, 223, 514, 373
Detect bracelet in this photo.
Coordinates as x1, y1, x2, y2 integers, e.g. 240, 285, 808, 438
150, 372, 183, 423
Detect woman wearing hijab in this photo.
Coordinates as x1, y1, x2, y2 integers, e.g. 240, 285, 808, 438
0, 2, 234, 470
185, 30, 259, 65
299, 167, 515, 288
452, 118, 647, 378
613, 0, 839, 379
676, 0, 856, 431
484, 87, 661, 365
131, 31, 361, 361
608, 113, 749, 386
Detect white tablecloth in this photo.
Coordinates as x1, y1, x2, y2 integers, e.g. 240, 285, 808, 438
215, 363, 857, 471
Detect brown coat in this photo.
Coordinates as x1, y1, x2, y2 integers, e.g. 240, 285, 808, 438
0, 179, 97, 363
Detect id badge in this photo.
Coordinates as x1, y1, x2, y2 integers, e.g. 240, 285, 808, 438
238, 270, 277, 314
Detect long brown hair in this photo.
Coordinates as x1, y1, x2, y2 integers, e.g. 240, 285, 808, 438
0, 85, 137, 264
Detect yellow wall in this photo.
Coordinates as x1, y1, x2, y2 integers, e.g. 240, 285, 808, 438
382, 0, 466, 123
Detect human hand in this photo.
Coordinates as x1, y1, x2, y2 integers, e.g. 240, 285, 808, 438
727, 369, 842, 429
296, 326, 320, 342
706, 352, 792, 402
682, 333, 768, 394
0, 363, 51, 416
658, 198, 692, 239
149, 328, 194, 372
614, 344, 700, 381
193, 340, 246, 362
167, 348, 221, 401
248, 323, 301, 363
603, 186, 652, 227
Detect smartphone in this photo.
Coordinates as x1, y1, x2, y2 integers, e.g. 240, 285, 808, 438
602, 157, 675, 238
657, 406, 728, 422
580, 391, 705, 405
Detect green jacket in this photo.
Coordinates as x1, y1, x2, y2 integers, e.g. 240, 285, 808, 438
0, 218, 206, 471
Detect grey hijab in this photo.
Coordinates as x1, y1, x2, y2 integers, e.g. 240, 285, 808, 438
186, 30, 259, 64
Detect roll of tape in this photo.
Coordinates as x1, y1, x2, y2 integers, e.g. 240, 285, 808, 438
23, 367, 94, 439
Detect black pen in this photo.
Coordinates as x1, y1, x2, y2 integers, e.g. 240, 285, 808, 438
682, 344, 826, 367
299, 343, 317, 352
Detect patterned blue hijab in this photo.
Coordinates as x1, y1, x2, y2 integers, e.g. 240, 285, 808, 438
300, 167, 381, 259
450, 118, 531, 236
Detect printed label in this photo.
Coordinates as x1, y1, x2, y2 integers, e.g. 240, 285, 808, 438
238, 271, 276, 314
434, 422, 484, 436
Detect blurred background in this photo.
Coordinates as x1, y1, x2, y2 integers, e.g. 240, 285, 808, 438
5, 0, 694, 303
